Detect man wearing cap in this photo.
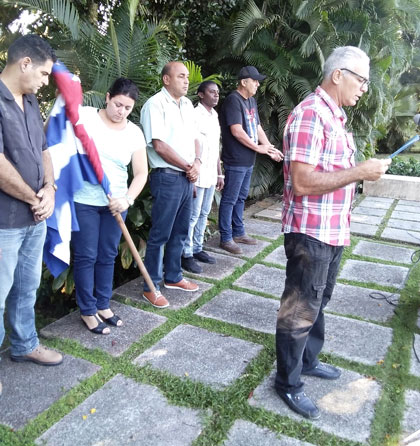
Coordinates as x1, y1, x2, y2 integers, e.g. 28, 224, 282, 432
218, 66, 283, 255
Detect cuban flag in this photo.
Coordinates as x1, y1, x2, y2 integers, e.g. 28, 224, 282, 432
43, 62, 111, 277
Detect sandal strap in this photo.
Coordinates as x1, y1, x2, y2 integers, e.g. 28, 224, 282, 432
81, 314, 109, 334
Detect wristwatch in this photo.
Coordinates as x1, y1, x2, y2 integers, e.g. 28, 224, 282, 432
125, 194, 134, 206
44, 181, 58, 191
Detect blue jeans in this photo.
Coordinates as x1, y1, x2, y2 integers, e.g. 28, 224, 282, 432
144, 170, 193, 291
275, 233, 343, 393
183, 185, 215, 257
218, 164, 253, 243
0, 221, 46, 356
71, 202, 126, 315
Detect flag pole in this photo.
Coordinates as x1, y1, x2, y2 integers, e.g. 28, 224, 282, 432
113, 212, 157, 294
50, 62, 157, 293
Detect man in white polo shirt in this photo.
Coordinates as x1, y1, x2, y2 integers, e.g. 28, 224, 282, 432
140, 61, 200, 307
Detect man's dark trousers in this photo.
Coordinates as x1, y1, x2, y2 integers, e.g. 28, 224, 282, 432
275, 232, 343, 394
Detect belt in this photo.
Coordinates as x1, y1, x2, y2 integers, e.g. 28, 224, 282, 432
154, 167, 186, 176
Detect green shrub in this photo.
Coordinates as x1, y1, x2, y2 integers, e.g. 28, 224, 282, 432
387, 156, 420, 177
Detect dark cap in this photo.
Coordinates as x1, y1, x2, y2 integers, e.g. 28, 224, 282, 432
238, 66, 266, 81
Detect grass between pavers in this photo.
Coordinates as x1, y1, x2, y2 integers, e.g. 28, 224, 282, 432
2, 229, 420, 446
375, 199, 398, 238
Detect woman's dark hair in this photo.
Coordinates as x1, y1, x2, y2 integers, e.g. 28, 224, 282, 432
108, 77, 139, 102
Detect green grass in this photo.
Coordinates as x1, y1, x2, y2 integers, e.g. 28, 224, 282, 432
2, 221, 420, 446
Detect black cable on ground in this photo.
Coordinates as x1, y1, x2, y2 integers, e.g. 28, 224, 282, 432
368, 248, 420, 362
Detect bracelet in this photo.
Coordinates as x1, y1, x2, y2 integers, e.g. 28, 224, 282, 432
195, 157, 202, 164
217, 175, 225, 179
44, 181, 57, 191
125, 194, 134, 206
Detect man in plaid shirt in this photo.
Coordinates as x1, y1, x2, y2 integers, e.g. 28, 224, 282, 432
275, 46, 391, 419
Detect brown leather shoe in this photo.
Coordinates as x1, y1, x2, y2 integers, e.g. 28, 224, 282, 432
164, 279, 199, 292
220, 240, 243, 254
10, 345, 63, 366
143, 290, 170, 308
233, 234, 257, 245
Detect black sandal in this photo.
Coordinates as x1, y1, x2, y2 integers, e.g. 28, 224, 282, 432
101, 313, 122, 327
81, 314, 110, 335
98, 309, 122, 327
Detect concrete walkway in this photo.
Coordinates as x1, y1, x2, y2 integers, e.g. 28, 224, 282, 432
1, 195, 420, 446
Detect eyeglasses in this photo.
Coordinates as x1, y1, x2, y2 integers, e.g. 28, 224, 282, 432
340, 68, 370, 88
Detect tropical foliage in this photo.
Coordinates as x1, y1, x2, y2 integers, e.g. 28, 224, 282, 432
387, 155, 420, 177
212, 0, 420, 193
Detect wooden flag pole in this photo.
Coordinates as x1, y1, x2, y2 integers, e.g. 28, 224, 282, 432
113, 212, 157, 294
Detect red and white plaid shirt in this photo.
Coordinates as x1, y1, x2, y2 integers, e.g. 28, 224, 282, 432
282, 86, 357, 246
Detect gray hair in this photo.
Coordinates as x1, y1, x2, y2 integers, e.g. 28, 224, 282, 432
323, 46, 370, 79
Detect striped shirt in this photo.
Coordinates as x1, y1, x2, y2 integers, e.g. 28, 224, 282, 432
282, 86, 357, 246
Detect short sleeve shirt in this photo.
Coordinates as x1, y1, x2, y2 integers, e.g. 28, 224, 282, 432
140, 87, 196, 170
194, 103, 220, 188
219, 91, 260, 167
73, 106, 146, 206
0, 79, 46, 228
282, 86, 357, 246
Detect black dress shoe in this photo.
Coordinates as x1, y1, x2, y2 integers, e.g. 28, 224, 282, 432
302, 362, 341, 380
181, 256, 203, 274
275, 388, 320, 419
193, 250, 216, 264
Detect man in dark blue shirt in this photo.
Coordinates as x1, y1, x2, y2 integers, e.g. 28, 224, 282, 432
0, 35, 63, 393
218, 66, 283, 254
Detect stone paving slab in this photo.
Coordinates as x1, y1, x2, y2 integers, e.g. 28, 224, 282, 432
113, 277, 213, 309
264, 245, 287, 266
390, 210, 419, 222
36, 374, 208, 446
195, 290, 278, 334
352, 206, 388, 217
329, 283, 398, 323
243, 217, 283, 240
394, 204, 420, 214
350, 221, 379, 237
0, 352, 100, 429
243, 196, 282, 218
249, 368, 381, 444
358, 196, 394, 209
352, 240, 415, 264
402, 389, 420, 439
410, 334, 420, 377
134, 324, 263, 390
351, 213, 383, 225
253, 203, 283, 221
381, 227, 420, 246
182, 252, 246, 281
41, 301, 167, 357
233, 264, 286, 298
398, 199, 420, 207
204, 234, 270, 258
339, 259, 409, 289
324, 313, 392, 365
223, 419, 315, 446
387, 218, 420, 233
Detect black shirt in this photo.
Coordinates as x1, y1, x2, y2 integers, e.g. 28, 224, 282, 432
219, 91, 260, 167
0, 79, 46, 228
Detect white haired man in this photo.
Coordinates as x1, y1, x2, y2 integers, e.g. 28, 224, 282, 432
275, 46, 391, 419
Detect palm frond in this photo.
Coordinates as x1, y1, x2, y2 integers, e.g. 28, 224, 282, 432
3, 0, 79, 39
